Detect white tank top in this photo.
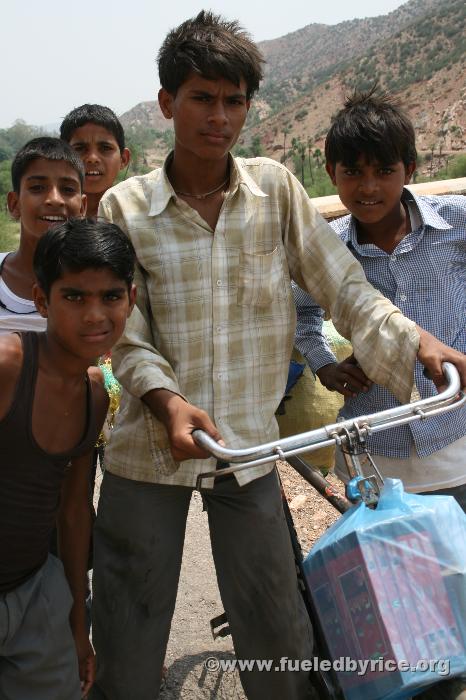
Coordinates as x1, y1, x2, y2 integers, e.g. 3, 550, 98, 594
0, 252, 46, 335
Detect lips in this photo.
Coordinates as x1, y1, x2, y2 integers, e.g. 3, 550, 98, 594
357, 201, 382, 206
39, 215, 66, 223
202, 132, 229, 142
80, 330, 110, 343
86, 170, 103, 176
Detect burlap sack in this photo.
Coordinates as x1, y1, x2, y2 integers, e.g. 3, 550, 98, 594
277, 321, 352, 471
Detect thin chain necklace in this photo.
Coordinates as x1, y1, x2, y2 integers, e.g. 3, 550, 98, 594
174, 176, 229, 200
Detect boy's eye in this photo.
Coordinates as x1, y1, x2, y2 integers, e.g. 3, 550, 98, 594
104, 292, 123, 302
343, 169, 358, 176
379, 167, 394, 175
64, 293, 83, 301
28, 184, 44, 192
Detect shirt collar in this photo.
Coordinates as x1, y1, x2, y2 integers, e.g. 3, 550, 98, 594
147, 152, 268, 217
230, 156, 269, 198
403, 186, 453, 231
346, 186, 453, 253
147, 153, 177, 217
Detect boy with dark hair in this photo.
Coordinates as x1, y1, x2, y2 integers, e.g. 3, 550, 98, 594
91, 13, 466, 700
60, 104, 130, 217
1, 137, 86, 335
294, 89, 466, 700
295, 89, 466, 505
0, 219, 136, 700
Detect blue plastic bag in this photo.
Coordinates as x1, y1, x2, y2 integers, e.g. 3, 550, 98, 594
303, 479, 466, 700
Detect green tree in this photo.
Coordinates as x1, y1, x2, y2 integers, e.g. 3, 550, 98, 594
281, 127, 290, 164
250, 135, 263, 157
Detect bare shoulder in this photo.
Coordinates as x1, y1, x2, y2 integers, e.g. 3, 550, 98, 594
0, 333, 24, 419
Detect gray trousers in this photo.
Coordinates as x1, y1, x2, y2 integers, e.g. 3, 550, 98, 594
0, 555, 80, 700
91, 469, 314, 700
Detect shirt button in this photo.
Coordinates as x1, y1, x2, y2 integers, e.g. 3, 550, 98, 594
216, 326, 222, 333
390, 254, 397, 261
400, 293, 407, 301
217, 372, 223, 380
216, 280, 222, 286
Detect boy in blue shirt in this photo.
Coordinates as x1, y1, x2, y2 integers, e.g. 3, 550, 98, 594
295, 89, 466, 507
294, 89, 466, 700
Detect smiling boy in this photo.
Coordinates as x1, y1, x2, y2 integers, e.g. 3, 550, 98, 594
90, 13, 466, 700
294, 89, 466, 700
60, 105, 130, 217
1, 137, 86, 335
294, 90, 466, 506
0, 219, 135, 700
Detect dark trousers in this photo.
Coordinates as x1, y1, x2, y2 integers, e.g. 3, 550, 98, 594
90, 468, 314, 700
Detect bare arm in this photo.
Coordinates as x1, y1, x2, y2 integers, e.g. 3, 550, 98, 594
57, 382, 108, 696
0, 334, 23, 420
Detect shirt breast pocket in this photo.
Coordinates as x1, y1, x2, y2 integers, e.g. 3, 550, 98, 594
237, 247, 284, 307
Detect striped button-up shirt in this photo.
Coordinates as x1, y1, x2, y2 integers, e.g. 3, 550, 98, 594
100, 156, 418, 487
295, 189, 466, 459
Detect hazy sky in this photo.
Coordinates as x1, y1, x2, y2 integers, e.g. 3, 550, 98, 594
0, 0, 406, 128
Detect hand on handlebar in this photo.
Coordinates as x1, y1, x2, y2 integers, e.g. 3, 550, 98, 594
143, 389, 223, 461
317, 355, 373, 397
416, 327, 466, 393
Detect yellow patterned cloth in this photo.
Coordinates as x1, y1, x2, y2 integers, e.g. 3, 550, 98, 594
276, 321, 352, 471
97, 357, 121, 445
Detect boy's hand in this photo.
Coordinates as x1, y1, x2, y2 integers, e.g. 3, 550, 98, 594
143, 389, 224, 461
317, 355, 372, 397
416, 326, 466, 392
73, 628, 95, 697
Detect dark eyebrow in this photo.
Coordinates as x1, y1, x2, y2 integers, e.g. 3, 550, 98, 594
190, 89, 214, 96
25, 174, 80, 184
59, 286, 127, 295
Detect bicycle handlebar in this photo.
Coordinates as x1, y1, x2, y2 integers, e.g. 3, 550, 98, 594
193, 362, 465, 473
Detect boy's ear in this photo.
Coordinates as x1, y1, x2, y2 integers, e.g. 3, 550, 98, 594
325, 162, 337, 185
404, 162, 416, 184
7, 191, 20, 220
80, 193, 87, 217
120, 148, 131, 170
32, 283, 48, 318
127, 284, 137, 316
158, 88, 174, 120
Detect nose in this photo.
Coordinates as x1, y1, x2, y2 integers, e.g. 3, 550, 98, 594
207, 99, 228, 126
45, 185, 65, 206
83, 300, 106, 324
85, 146, 100, 164
359, 173, 378, 194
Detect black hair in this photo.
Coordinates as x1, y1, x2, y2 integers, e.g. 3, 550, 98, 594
158, 10, 264, 100
325, 87, 417, 168
11, 137, 85, 193
60, 104, 126, 152
34, 218, 136, 298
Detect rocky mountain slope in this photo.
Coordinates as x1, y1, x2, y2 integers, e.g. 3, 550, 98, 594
119, 0, 465, 167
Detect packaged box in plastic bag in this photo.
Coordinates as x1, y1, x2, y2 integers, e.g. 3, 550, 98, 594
303, 479, 466, 700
